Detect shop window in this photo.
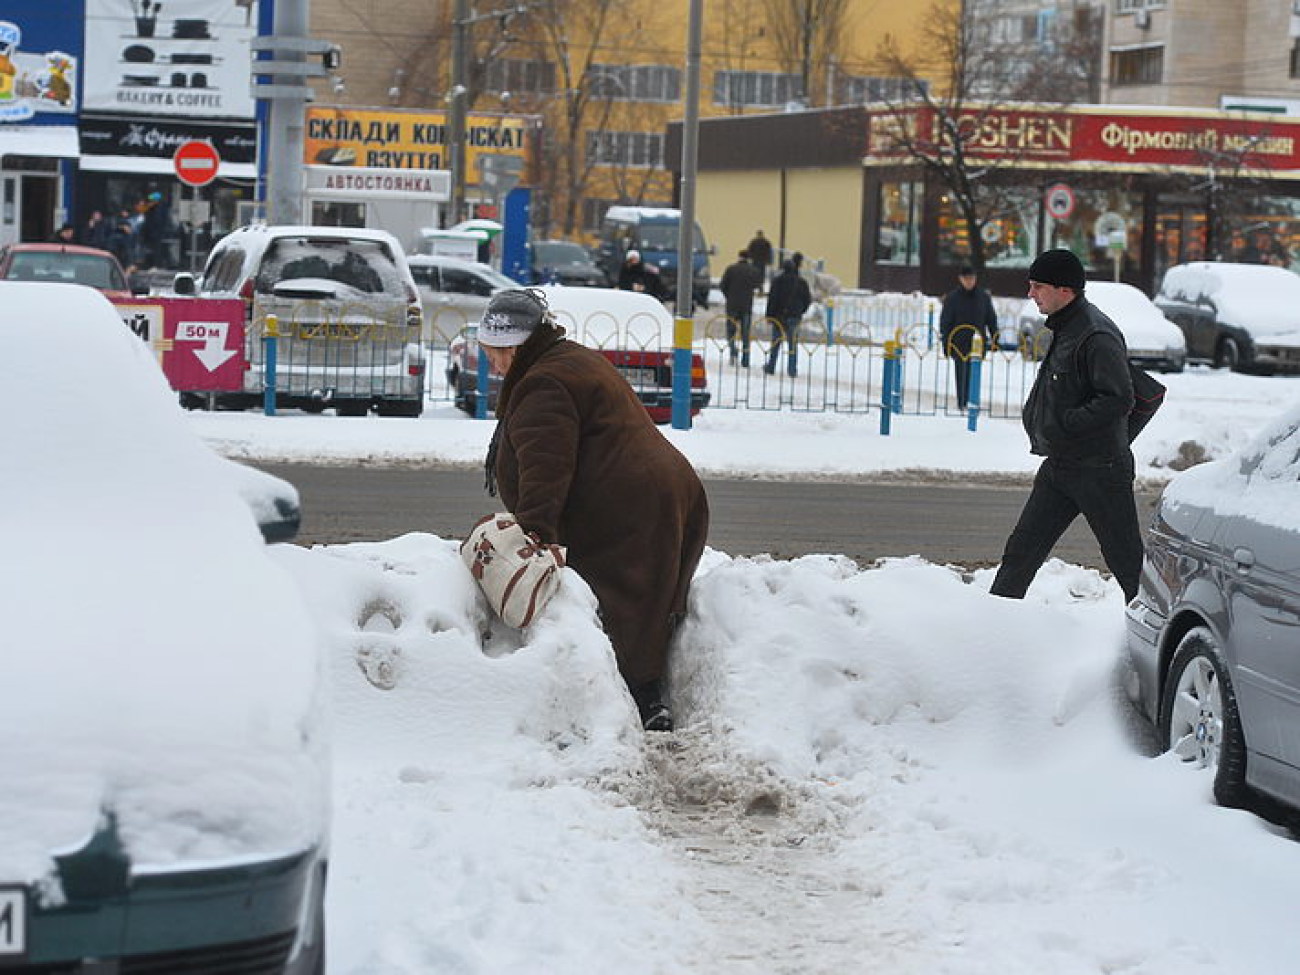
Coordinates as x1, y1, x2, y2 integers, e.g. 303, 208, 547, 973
1044, 186, 1144, 277
937, 185, 1041, 268
1111, 46, 1163, 86
875, 180, 921, 266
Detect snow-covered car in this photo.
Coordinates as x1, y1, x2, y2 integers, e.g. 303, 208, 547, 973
445, 285, 711, 423
1125, 400, 1300, 821
0, 283, 328, 972
1154, 261, 1300, 372
196, 224, 427, 416
1016, 280, 1187, 372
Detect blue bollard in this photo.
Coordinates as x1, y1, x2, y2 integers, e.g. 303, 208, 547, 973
825, 301, 835, 345
262, 313, 278, 416
967, 355, 983, 432
880, 340, 898, 436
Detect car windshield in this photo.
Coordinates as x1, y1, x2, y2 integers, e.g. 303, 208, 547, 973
533, 242, 592, 267
255, 237, 403, 296
634, 222, 707, 253
4, 251, 126, 291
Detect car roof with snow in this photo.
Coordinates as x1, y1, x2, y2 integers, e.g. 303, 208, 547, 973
537, 284, 673, 348
1157, 261, 1300, 337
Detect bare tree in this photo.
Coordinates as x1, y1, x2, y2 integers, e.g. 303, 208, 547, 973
873, 1, 1089, 271
495, 0, 636, 237
758, 0, 852, 106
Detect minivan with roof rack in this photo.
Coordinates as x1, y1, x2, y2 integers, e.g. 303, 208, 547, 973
191, 225, 427, 416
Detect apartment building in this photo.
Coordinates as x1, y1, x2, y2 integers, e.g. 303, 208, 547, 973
308, 0, 943, 241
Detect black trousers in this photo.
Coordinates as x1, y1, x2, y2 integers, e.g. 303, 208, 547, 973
990, 456, 1144, 602
952, 357, 975, 409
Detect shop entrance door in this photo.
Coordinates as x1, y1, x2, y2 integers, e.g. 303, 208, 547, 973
20, 174, 57, 242
1153, 200, 1206, 283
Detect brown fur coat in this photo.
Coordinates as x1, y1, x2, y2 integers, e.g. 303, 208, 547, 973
491, 338, 709, 687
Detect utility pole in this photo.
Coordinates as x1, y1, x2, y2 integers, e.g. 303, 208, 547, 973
448, 0, 470, 225
252, 0, 337, 225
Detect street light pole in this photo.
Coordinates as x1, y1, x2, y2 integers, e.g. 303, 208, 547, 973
448, 0, 469, 225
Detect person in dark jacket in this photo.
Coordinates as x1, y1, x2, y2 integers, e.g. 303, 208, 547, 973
762, 259, 812, 377
615, 249, 667, 301
990, 248, 1142, 602
747, 230, 773, 286
479, 289, 710, 732
719, 249, 762, 366
939, 264, 998, 410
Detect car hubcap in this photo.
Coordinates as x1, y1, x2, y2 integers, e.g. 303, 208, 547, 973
1170, 656, 1223, 769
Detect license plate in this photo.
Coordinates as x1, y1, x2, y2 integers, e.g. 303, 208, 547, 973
0, 889, 25, 957
617, 366, 659, 387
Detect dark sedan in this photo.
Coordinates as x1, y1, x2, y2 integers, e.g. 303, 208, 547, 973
1126, 403, 1300, 820
527, 240, 609, 287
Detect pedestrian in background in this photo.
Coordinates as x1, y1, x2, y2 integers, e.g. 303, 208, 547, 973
719, 249, 762, 366
939, 264, 997, 410
616, 248, 667, 301
478, 289, 709, 732
747, 230, 773, 287
990, 248, 1142, 602
762, 259, 812, 378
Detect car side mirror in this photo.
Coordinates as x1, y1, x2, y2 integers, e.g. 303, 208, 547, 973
172, 272, 197, 296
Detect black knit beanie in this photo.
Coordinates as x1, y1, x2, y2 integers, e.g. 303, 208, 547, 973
1028, 249, 1086, 290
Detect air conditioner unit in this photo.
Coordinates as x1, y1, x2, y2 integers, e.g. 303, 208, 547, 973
1134, 8, 1151, 29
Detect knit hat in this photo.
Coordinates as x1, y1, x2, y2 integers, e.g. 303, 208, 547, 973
478, 289, 545, 348
1028, 248, 1086, 290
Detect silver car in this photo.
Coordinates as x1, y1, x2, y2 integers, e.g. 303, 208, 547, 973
1126, 402, 1300, 821
406, 253, 520, 345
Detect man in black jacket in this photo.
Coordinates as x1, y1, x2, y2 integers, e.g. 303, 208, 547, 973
762, 259, 812, 377
939, 264, 997, 410
990, 248, 1143, 602
719, 249, 762, 366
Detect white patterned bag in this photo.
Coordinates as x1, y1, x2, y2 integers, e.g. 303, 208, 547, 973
460, 513, 566, 629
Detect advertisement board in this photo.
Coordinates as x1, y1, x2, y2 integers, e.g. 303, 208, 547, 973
305, 105, 531, 174
114, 297, 246, 392
0, 15, 79, 120
83, 0, 258, 119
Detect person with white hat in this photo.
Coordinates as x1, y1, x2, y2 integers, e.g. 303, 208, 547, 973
478, 289, 709, 732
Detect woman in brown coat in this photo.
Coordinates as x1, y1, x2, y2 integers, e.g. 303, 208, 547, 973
478, 289, 709, 732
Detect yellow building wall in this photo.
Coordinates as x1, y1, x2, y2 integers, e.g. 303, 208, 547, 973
698, 167, 863, 288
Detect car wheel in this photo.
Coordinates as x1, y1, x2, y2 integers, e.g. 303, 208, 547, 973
376, 399, 423, 418
1215, 335, 1241, 370
1160, 626, 1249, 808
335, 400, 369, 417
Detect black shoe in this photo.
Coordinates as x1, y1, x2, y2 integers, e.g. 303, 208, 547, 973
762, 364, 775, 375
641, 702, 673, 732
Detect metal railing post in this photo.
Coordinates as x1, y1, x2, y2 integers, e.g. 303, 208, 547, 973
880, 339, 898, 436
473, 326, 489, 419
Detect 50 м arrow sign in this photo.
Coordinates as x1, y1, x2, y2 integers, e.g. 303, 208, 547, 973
176, 320, 237, 371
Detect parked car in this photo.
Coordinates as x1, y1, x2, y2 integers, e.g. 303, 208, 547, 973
194, 224, 427, 416
446, 285, 711, 423
0, 242, 145, 299
1125, 400, 1300, 822
526, 239, 609, 287
1154, 261, 1300, 372
406, 252, 519, 340
1016, 280, 1187, 372
0, 282, 328, 972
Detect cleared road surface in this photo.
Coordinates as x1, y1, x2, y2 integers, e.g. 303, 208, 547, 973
259, 463, 1161, 573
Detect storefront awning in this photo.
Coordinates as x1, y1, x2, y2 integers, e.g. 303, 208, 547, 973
0, 125, 81, 160
78, 154, 258, 180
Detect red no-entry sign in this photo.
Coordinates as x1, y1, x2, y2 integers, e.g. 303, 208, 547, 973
173, 140, 221, 187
